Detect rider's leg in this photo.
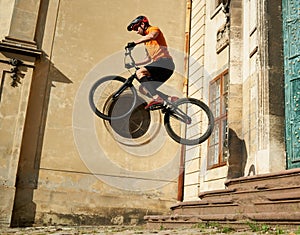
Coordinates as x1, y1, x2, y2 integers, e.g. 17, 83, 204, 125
139, 75, 174, 110
136, 61, 177, 109
136, 67, 165, 98
139, 76, 168, 100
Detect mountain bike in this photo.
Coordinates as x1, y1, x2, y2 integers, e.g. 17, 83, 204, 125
89, 47, 214, 145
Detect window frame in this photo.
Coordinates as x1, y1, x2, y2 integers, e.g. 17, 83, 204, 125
207, 70, 229, 170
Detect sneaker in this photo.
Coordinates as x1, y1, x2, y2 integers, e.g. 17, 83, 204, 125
168, 96, 179, 102
145, 96, 165, 109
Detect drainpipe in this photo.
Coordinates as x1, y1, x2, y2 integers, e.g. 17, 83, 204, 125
177, 0, 192, 202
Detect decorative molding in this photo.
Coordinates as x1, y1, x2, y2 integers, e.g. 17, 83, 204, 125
0, 58, 26, 87
211, 4, 223, 19
249, 26, 257, 37
0, 36, 42, 57
249, 46, 258, 58
216, 24, 229, 54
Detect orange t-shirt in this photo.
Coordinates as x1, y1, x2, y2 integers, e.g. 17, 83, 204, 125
144, 26, 172, 61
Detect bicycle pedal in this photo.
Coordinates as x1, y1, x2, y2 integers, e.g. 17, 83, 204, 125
148, 104, 164, 111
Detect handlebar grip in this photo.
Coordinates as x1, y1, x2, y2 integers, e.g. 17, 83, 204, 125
125, 42, 136, 49
125, 46, 133, 51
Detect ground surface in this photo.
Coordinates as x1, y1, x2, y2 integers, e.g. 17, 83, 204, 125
0, 224, 300, 235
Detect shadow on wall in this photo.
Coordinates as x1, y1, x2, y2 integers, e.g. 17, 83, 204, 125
10, 58, 72, 227
7, 0, 72, 226
227, 128, 249, 179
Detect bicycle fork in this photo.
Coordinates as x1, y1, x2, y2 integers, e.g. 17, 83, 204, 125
166, 105, 192, 125
112, 74, 136, 100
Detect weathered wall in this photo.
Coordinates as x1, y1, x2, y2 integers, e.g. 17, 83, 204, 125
0, 0, 187, 227
200, 0, 229, 192
184, 0, 230, 200
184, 0, 207, 201
0, 0, 41, 226
240, 0, 285, 175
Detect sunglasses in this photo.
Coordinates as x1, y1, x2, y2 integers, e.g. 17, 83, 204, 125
132, 23, 141, 31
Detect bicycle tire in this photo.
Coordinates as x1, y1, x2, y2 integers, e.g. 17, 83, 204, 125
164, 98, 214, 145
89, 75, 137, 120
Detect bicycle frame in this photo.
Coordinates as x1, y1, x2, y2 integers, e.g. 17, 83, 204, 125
112, 48, 138, 100
112, 47, 192, 124
88, 47, 214, 145
112, 74, 136, 100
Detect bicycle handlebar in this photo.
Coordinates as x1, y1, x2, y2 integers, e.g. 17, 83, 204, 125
124, 47, 139, 70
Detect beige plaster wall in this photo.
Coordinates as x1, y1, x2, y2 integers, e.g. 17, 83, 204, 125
11, 0, 187, 226
0, 0, 15, 40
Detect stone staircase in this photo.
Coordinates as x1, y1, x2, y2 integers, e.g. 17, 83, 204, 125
145, 168, 300, 228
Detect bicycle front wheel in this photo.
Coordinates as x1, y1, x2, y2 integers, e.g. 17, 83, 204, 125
164, 98, 214, 146
89, 75, 137, 120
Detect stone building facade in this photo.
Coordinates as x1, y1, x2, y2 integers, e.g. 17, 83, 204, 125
182, 0, 287, 200
146, 0, 300, 226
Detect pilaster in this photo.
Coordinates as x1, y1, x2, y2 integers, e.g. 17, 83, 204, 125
226, 0, 244, 178
0, 0, 42, 226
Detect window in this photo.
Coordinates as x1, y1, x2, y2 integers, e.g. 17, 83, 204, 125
208, 70, 228, 169
108, 95, 151, 139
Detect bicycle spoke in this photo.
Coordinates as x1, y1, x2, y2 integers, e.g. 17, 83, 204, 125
164, 98, 214, 145
89, 76, 137, 120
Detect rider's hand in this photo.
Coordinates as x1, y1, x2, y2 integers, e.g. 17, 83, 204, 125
125, 42, 136, 49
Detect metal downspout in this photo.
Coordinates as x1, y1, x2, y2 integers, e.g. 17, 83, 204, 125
177, 0, 192, 202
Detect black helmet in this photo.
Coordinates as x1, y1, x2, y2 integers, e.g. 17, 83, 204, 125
127, 15, 149, 31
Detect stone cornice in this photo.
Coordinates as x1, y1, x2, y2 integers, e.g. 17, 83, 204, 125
0, 36, 42, 57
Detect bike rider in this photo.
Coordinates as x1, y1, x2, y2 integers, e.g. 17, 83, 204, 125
126, 15, 178, 109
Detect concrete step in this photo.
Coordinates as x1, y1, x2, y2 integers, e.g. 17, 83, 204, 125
145, 169, 300, 228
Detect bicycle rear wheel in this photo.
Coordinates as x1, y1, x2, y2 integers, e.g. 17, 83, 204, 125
164, 98, 214, 145
89, 75, 137, 120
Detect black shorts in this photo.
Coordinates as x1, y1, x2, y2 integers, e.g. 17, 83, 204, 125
145, 58, 175, 83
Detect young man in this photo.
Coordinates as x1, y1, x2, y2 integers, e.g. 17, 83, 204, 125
126, 15, 177, 109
